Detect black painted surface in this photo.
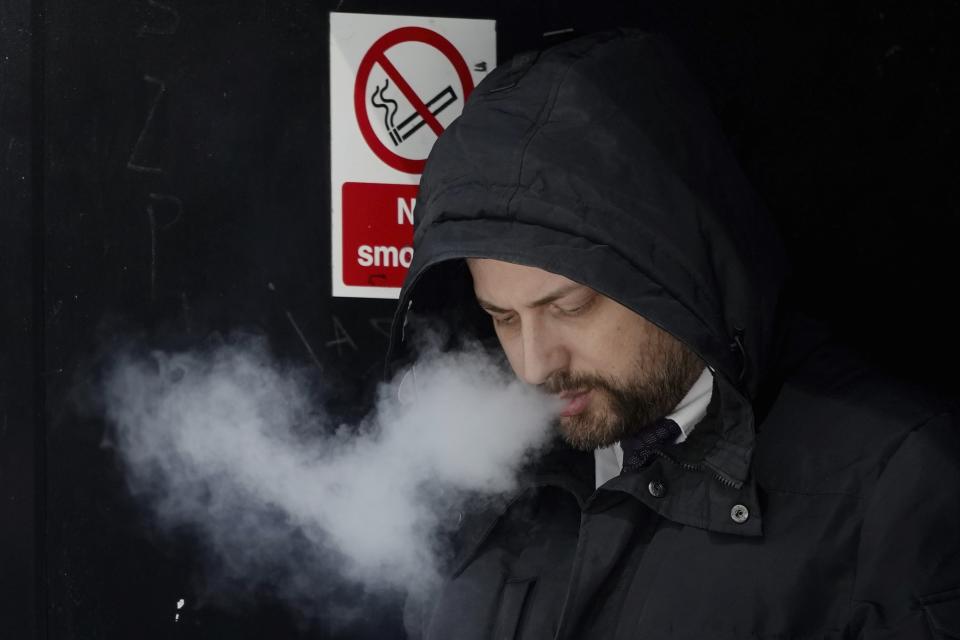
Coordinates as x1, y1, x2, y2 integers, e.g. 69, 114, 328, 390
1, 0, 40, 638
1, 0, 957, 638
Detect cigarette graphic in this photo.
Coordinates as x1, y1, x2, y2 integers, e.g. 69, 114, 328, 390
371, 81, 458, 147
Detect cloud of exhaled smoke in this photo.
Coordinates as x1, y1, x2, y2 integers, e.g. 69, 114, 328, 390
100, 334, 559, 620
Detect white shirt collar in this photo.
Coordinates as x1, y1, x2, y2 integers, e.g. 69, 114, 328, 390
594, 367, 715, 488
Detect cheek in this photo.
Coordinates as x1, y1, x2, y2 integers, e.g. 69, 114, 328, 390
495, 331, 525, 378
574, 320, 637, 375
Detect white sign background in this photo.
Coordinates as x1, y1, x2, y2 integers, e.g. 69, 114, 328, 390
329, 12, 496, 298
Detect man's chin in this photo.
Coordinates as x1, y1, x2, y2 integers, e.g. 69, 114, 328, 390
557, 414, 620, 451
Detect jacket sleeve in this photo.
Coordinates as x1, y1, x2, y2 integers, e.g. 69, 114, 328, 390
849, 412, 960, 639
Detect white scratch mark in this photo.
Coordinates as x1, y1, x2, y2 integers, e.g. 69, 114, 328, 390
138, 0, 180, 36
285, 311, 323, 371
326, 315, 359, 354
127, 75, 166, 174
149, 192, 183, 230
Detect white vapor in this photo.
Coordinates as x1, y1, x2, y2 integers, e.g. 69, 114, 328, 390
101, 335, 559, 616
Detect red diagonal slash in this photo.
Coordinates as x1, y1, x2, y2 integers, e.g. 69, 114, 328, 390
354, 26, 475, 174
374, 52, 445, 137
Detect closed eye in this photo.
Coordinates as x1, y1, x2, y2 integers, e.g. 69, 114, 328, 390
553, 294, 597, 317
557, 304, 587, 315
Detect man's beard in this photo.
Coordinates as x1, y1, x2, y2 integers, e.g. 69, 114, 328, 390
542, 340, 704, 451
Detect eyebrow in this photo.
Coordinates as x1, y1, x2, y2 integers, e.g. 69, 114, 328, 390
476, 283, 585, 314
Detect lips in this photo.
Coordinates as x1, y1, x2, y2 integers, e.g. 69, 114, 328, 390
558, 390, 591, 417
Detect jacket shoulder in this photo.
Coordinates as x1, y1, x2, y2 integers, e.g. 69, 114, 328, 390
754, 341, 956, 495
849, 411, 960, 635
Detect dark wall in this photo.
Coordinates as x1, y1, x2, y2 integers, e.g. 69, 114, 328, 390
2, 0, 958, 638
1, 0, 39, 638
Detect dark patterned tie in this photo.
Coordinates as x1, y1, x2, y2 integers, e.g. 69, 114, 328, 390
620, 417, 682, 473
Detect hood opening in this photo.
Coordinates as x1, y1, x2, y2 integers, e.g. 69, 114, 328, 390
385, 29, 794, 489
386, 258, 497, 379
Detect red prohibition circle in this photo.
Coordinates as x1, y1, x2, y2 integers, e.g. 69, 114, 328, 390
354, 26, 475, 174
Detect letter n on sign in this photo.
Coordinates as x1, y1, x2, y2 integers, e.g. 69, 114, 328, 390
342, 182, 418, 288
329, 12, 496, 298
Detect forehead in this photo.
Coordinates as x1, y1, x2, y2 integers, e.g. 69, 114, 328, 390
466, 258, 582, 300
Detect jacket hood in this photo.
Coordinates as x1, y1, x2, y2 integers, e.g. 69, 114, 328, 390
388, 30, 790, 487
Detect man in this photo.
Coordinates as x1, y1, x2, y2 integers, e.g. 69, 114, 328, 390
387, 30, 960, 638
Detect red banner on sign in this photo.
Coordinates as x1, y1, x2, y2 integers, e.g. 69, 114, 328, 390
342, 182, 418, 287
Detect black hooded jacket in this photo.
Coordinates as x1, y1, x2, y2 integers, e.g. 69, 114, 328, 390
387, 31, 960, 639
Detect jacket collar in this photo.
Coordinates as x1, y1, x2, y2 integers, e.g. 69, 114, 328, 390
529, 376, 764, 538
447, 395, 762, 580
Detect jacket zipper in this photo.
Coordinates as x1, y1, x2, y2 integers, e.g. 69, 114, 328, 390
552, 510, 591, 640
651, 448, 743, 489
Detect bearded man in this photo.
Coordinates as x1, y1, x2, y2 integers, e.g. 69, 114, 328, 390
387, 30, 960, 639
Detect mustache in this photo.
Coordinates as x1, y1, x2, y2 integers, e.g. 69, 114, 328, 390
541, 371, 618, 396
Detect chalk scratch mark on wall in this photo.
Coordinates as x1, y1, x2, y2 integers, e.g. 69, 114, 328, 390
49, 299, 64, 324
148, 192, 183, 229
326, 315, 359, 355
143, 194, 182, 301
369, 317, 393, 339
127, 75, 166, 174
285, 311, 323, 371
138, 0, 180, 37
266, 282, 324, 370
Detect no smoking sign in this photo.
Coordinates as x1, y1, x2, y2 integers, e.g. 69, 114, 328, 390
330, 13, 496, 298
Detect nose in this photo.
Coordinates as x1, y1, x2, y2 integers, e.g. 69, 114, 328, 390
517, 318, 566, 386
